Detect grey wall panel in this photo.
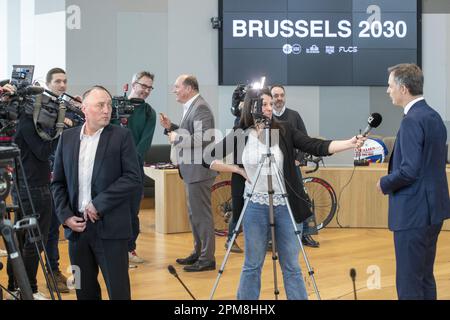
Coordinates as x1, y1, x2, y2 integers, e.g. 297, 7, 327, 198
35, 0, 65, 14
284, 86, 320, 137
116, 12, 168, 145
167, 0, 218, 85
319, 87, 370, 139
422, 14, 448, 120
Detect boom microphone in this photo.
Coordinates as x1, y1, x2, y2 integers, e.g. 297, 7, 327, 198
15, 85, 45, 96
167, 265, 196, 300
362, 113, 382, 136
0, 79, 11, 87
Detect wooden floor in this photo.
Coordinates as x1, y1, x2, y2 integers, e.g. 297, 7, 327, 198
2, 206, 450, 300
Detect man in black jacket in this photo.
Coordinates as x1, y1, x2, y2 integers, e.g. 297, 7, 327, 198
51, 86, 141, 300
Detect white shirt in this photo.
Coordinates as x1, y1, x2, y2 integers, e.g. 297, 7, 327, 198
78, 124, 104, 212
182, 93, 200, 122
242, 129, 286, 206
273, 105, 287, 117
404, 97, 424, 115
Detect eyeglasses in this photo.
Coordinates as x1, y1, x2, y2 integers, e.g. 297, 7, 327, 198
136, 82, 154, 91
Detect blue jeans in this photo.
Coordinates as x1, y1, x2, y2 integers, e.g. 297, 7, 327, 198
237, 201, 308, 300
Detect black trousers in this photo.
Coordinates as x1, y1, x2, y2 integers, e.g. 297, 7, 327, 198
68, 221, 130, 300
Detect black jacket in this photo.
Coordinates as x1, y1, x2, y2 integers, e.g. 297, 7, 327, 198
51, 124, 142, 241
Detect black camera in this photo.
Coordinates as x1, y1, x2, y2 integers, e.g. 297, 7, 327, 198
111, 96, 144, 121
0, 65, 65, 142
231, 84, 249, 117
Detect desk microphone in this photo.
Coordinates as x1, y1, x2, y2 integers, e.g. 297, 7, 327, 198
349, 268, 357, 300
168, 265, 196, 300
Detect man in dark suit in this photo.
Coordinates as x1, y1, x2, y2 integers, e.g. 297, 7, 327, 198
160, 75, 218, 272
51, 85, 141, 300
377, 63, 450, 300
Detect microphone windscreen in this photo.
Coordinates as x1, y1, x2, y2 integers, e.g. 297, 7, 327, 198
350, 268, 356, 279
368, 113, 382, 128
0, 79, 11, 87
129, 98, 145, 105
168, 265, 177, 276
20, 86, 45, 95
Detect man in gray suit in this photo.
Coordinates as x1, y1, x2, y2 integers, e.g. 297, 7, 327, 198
160, 74, 218, 272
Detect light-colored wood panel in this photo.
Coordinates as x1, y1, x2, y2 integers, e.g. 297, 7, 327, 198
303, 164, 450, 230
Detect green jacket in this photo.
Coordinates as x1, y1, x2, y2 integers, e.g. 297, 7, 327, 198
111, 102, 156, 164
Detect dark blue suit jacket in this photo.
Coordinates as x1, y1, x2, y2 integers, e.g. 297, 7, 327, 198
51, 124, 142, 241
380, 99, 450, 231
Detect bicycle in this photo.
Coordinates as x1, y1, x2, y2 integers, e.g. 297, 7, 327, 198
211, 154, 338, 235
301, 154, 337, 230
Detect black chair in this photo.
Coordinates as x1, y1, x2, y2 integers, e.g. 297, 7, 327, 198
143, 144, 171, 197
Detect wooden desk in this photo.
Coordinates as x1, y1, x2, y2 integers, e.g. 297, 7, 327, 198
303, 163, 450, 231
144, 167, 190, 234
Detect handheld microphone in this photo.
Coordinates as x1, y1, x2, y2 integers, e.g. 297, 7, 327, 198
167, 265, 196, 300
362, 113, 382, 137
349, 268, 357, 300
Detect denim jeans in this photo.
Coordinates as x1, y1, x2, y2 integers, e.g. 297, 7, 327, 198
237, 201, 308, 300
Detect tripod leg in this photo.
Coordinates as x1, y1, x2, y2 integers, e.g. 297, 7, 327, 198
1, 219, 33, 300
209, 159, 266, 300
266, 160, 280, 300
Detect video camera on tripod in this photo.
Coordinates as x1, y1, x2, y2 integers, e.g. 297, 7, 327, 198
230, 77, 267, 124
0, 65, 66, 143
111, 84, 144, 124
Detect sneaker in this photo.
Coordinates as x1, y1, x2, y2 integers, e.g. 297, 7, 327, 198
0, 248, 7, 257
32, 291, 49, 300
5, 290, 20, 300
48, 270, 70, 293
225, 241, 243, 253
128, 250, 145, 264
266, 240, 273, 252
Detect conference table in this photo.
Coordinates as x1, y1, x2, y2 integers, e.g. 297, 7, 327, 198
144, 164, 450, 234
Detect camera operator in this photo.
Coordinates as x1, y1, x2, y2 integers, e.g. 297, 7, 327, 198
43, 67, 81, 294
271, 84, 319, 248
6, 95, 54, 300
207, 87, 365, 299
222, 85, 247, 254
111, 71, 156, 265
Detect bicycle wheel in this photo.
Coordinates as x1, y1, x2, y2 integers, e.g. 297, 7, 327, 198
302, 177, 337, 230
211, 180, 232, 235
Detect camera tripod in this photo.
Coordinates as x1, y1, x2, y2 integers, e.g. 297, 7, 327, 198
0, 145, 61, 300
209, 122, 321, 300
